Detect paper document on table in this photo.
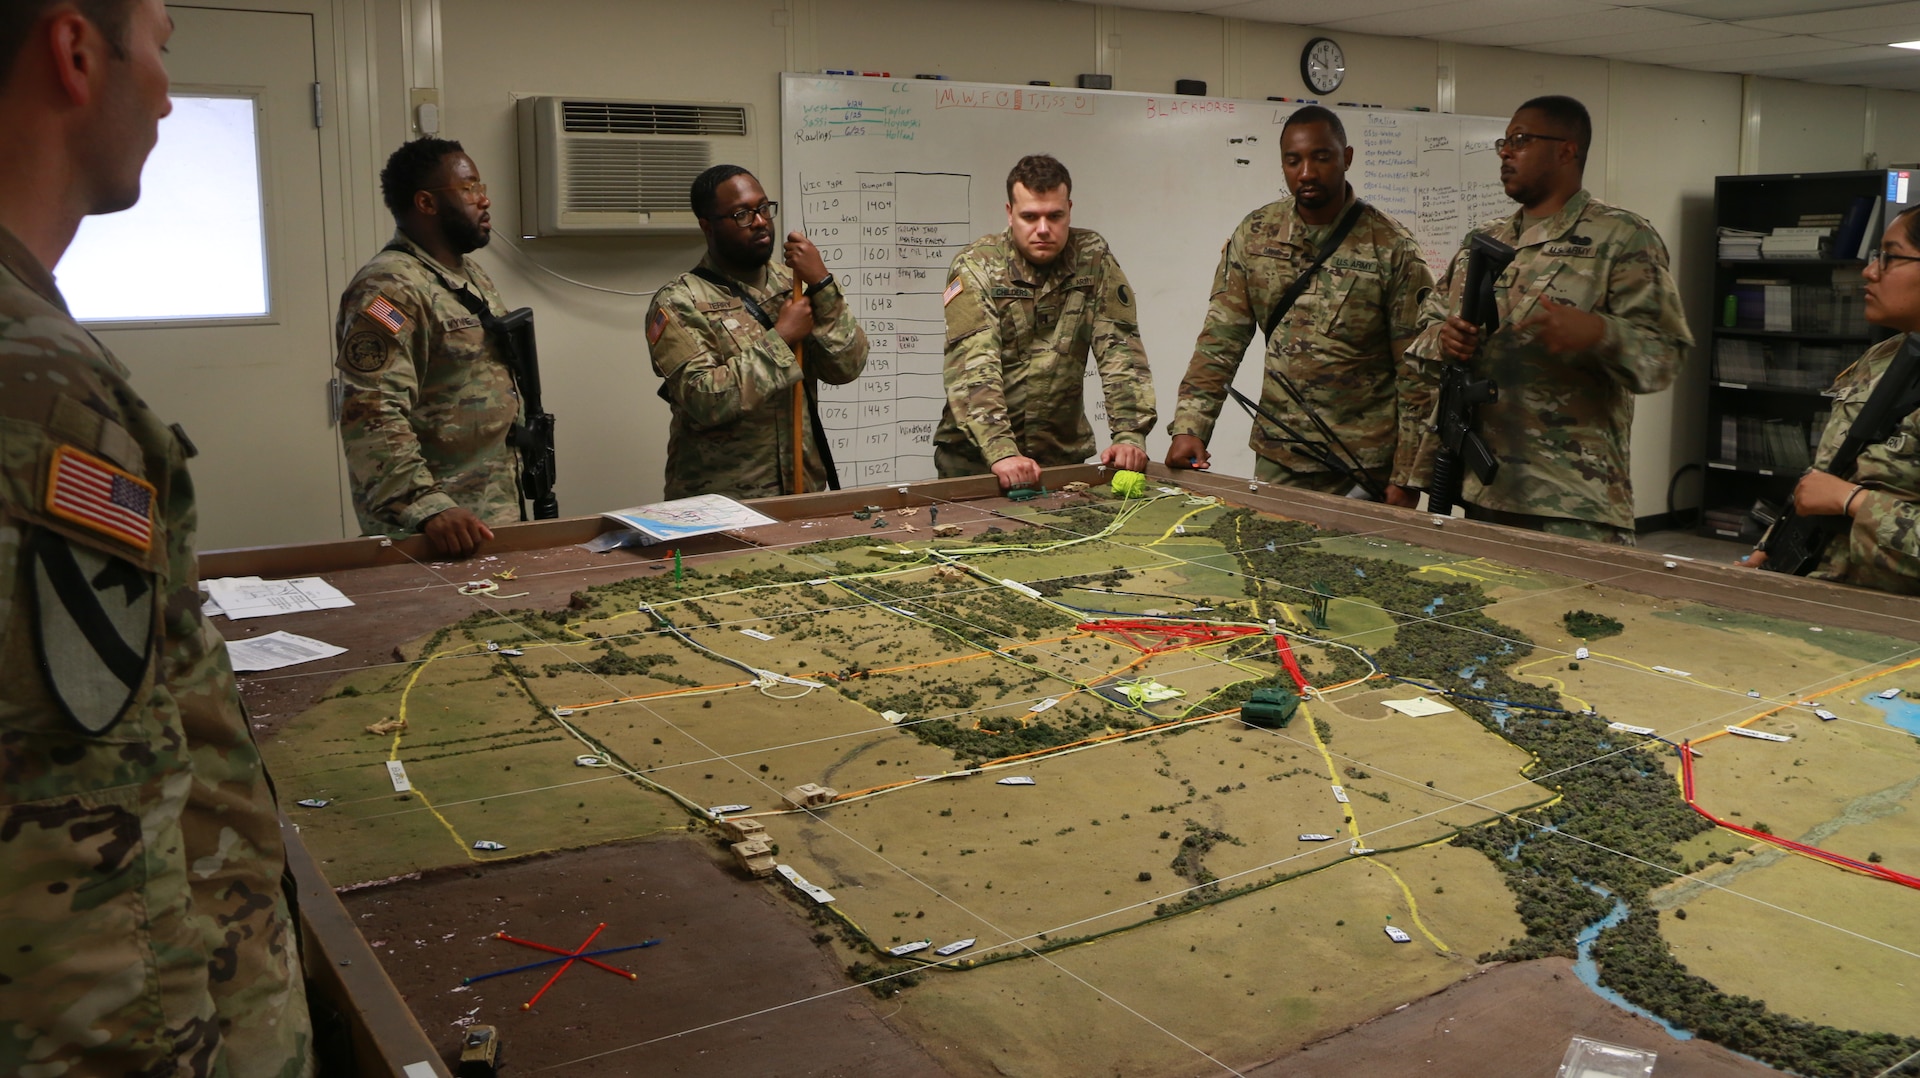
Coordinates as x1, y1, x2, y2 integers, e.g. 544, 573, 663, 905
1382, 697, 1455, 717
203, 576, 353, 620
600, 494, 780, 544
226, 631, 348, 672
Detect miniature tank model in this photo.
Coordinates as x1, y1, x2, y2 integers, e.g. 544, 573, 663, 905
457, 1024, 499, 1078
1239, 687, 1299, 728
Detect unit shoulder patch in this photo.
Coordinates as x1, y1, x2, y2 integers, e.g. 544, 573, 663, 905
344, 330, 392, 374
27, 527, 157, 735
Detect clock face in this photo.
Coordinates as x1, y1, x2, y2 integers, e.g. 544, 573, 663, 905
1302, 37, 1345, 95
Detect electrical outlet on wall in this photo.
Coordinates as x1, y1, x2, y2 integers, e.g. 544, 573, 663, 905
409, 87, 441, 136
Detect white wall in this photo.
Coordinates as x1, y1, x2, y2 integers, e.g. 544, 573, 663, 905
324, 0, 1920, 527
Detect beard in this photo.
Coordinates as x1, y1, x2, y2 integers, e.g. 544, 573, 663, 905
718, 226, 775, 269
443, 211, 491, 254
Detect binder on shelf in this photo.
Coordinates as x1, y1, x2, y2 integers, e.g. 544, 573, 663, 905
1833, 195, 1873, 259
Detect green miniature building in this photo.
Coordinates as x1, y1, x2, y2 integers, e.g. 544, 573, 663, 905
1240, 687, 1299, 728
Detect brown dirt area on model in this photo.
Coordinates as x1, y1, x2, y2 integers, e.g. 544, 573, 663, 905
341, 830, 1782, 1078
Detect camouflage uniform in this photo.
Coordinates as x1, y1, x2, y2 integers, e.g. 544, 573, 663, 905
646, 254, 867, 500
0, 225, 312, 1075
936, 229, 1157, 476
1168, 194, 1437, 492
1408, 189, 1691, 536
1808, 334, 1920, 594
335, 230, 522, 538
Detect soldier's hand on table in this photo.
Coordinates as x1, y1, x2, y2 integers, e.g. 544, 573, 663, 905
990, 454, 1043, 490
775, 295, 815, 347
1791, 469, 1862, 517
1438, 315, 1482, 362
1517, 299, 1605, 354
422, 507, 494, 559
1102, 443, 1149, 474
784, 232, 829, 289
1383, 484, 1419, 508
1166, 434, 1210, 471
1737, 549, 1768, 570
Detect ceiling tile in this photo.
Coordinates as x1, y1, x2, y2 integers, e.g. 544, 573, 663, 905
1610, 32, 1826, 63
1318, 0, 1601, 36
1649, 0, 1898, 17
1526, 20, 1782, 54
1681, 42, 1898, 70
1735, 0, 1920, 33
1199, 0, 1433, 21
1429, 6, 1704, 46
1815, 22, 1920, 42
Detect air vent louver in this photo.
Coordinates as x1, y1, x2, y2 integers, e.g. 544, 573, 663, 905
562, 101, 748, 137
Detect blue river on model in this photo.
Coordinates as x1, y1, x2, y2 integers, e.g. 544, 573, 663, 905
1558, 690, 1918, 1043
1569, 883, 1693, 1040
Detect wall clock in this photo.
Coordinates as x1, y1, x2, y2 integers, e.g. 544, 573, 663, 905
1301, 37, 1345, 95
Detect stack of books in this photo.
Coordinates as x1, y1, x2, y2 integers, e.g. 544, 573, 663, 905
1702, 505, 1757, 539
1760, 227, 1829, 259
1712, 338, 1851, 389
1718, 226, 1764, 260
1718, 415, 1815, 470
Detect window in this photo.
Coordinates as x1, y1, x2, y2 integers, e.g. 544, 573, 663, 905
56, 94, 269, 322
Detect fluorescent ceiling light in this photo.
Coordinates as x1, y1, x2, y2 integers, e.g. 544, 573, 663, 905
1892, 39, 1920, 49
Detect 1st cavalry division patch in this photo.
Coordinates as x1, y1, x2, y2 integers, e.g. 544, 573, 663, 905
46, 444, 154, 551
27, 527, 157, 735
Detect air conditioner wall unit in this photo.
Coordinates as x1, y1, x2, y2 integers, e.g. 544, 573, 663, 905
516, 95, 756, 236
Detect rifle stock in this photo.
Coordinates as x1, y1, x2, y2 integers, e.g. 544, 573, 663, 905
1427, 234, 1514, 517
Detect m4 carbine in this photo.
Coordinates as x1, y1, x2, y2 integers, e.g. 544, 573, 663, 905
1427, 233, 1514, 516
500, 307, 559, 520
1756, 332, 1920, 574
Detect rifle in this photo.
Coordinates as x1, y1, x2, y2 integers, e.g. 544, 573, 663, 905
1756, 333, 1920, 574
499, 307, 559, 520
1427, 233, 1514, 516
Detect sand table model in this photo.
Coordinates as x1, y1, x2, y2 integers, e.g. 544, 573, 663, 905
260, 478, 1920, 1077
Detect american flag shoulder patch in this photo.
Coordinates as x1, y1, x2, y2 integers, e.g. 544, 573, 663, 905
646, 306, 669, 346
364, 293, 411, 336
46, 445, 155, 551
942, 278, 964, 307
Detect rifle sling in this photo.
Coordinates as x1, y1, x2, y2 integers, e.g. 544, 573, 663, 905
380, 242, 541, 514
1260, 199, 1366, 341
688, 266, 841, 490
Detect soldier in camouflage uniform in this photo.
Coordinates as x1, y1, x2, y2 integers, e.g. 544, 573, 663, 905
1166, 107, 1436, 504
648, 165, 868, 500
937, 154, 1156, 488
0, 1, 312, 1074
1410, 95, 1691, 544
1743, 216, 1920, 592
337, 138, 520, 558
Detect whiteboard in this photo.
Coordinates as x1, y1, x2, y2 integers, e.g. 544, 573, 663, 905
781, 73, 1511, 485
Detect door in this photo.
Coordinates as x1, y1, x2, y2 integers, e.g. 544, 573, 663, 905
57, 5, 339, 550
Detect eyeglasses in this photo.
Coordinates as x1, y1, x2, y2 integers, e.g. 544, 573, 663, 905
426, 182, 488, 203
1866, 248, 1920, 273
718, 201, 779, 227
1494, 133, 1569, 153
